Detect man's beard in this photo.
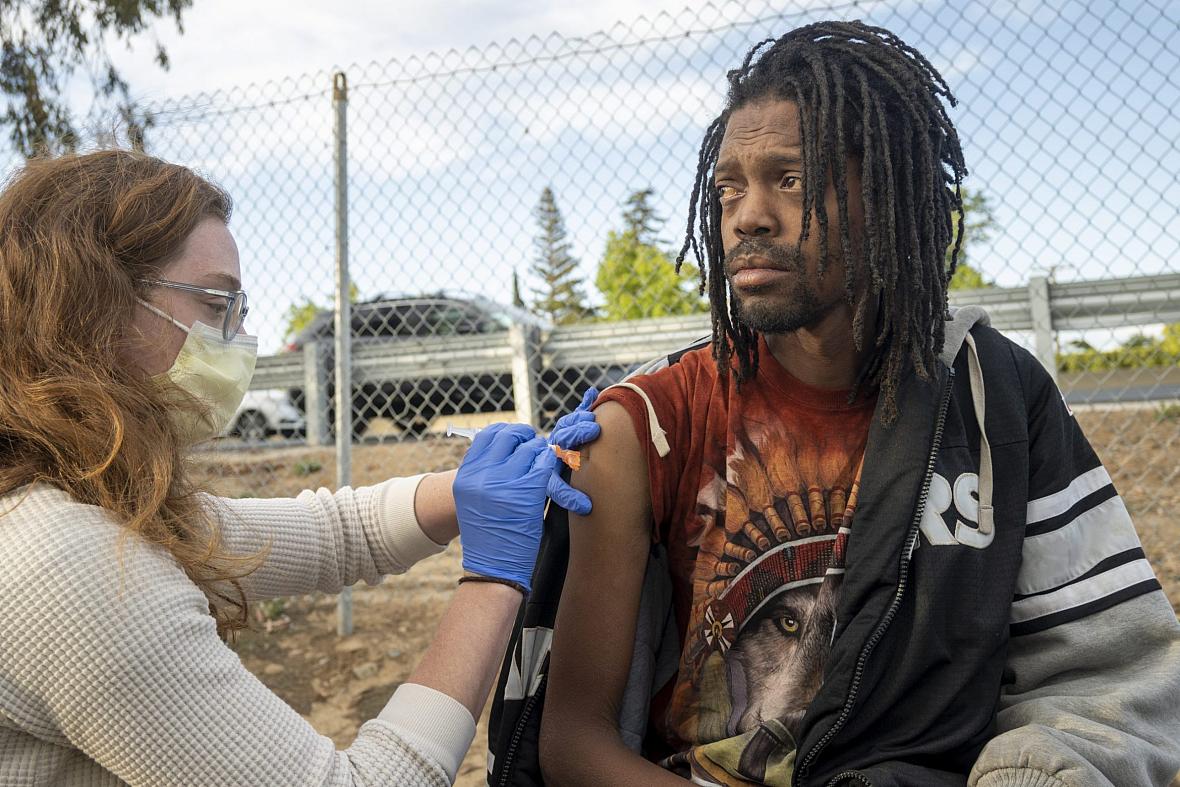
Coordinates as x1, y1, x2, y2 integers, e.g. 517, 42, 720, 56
725, 239, 828, 333
734, 286, 825, 334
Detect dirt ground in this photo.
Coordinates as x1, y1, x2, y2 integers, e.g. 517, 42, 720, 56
189, 407, 1180, 786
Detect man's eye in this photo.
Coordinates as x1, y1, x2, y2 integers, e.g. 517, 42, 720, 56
781, 174, 801, 191
206, 301, 228, 316
716, 184, 739, 201
776, 616, 800, 635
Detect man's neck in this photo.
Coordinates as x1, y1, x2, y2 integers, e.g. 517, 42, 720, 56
763, 306, 871, 390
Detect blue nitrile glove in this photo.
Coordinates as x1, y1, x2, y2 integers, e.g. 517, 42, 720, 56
546, 386, 600, 516
453, 422, 556, 593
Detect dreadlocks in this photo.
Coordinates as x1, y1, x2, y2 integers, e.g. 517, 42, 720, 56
676, 20, 967, 424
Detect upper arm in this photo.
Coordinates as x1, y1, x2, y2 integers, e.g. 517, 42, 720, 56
1013, 346, 1158, 636
1020, 346, 1100, 489
542, 401, 655, 770
208, 482, 412, 602
973, 346, 1180, 783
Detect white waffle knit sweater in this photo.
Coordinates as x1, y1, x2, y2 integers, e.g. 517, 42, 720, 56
0, 477, 476, 786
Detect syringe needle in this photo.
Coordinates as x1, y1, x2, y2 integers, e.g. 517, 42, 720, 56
445, 423, 482, 440
444, 422, 584, 470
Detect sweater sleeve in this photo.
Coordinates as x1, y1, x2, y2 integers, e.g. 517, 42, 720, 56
968, 353, 1180, 787
0, 488, 472, 786
204, 474, 448, 603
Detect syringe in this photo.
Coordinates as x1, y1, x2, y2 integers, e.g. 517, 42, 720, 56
445, 423, 584, 470
444, 424, 481, 440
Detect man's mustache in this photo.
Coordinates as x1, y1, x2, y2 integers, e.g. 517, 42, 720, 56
724, 239, 803, 276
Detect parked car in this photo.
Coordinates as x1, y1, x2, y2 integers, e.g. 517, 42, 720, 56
284, 293, 629, 437
223, 390, 306, 442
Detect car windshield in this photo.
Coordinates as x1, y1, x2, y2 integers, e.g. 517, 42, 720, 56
292, 297, 509, 347
352, 300, 496, 338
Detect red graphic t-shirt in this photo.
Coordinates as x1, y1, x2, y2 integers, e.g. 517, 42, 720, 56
597, 338, 875, 786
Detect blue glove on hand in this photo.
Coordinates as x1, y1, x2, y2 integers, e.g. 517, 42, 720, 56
546, 386, 601, 516
453, 423, 556, 593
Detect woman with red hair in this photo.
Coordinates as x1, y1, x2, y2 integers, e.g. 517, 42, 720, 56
0, 149, 596, 786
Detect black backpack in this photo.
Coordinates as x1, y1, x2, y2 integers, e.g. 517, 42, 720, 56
485, 490, 571, 787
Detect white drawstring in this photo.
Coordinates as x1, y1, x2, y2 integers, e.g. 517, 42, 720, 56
964, 332, 995, 537
608, 382, 671, 457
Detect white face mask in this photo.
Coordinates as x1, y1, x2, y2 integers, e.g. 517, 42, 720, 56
138, 299, 258, 443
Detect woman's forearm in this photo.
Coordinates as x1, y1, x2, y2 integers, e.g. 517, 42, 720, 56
406, 579, 520, 718
379, 580, 521, 783
413, 470, 459, 545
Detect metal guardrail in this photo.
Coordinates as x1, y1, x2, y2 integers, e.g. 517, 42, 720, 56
251, 353, 306, 390
543, 314, 711, 369
253, 334, 515, 389
947, 274, 1180, 332
1062, 366, 1180, 405
250, 272, 1180, 441
355, 334, 516, 382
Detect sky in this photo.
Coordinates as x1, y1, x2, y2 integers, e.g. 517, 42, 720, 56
102, 0, 717, 97
16, 0, 1180, 354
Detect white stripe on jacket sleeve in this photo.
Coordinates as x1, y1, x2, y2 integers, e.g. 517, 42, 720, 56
1010, 558, 1157, 624
1016, 495, 1138, 596
1025, 465, 1111, 525
1012, 465, 1161, 635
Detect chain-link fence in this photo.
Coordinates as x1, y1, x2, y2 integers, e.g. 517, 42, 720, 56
142, 0, 1178, 508
4, 0, 1180, 544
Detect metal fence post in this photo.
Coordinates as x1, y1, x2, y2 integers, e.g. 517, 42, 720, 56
333, 72, 354, 637
1028, 275, 1058, 385
509, 323, 542, 428
303, 341, 330, 447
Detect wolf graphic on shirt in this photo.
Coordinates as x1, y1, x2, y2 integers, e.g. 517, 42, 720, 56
662, 426, 864, 786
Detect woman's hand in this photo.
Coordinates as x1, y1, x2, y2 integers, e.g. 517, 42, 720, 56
453, 424, 554, 593
545, 386, 600, 516
451, 388, 601, 593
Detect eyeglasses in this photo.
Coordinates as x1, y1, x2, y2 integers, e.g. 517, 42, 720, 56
150, 279, 250, 341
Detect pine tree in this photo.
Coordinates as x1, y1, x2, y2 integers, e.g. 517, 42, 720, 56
596, 189, 706, 321
530, 187, 594, 324
512, 270, 525, 308
623, 188, 663, 245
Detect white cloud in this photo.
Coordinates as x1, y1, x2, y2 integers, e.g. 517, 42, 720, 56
105, 0, 862, 103
105, 0, 697, 100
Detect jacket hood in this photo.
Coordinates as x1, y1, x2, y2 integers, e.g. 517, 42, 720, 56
940, 305, 991, 368
941, 304, 996, 541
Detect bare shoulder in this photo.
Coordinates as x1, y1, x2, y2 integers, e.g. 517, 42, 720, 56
571, 400, 652, 544
552, 397, 652, 692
